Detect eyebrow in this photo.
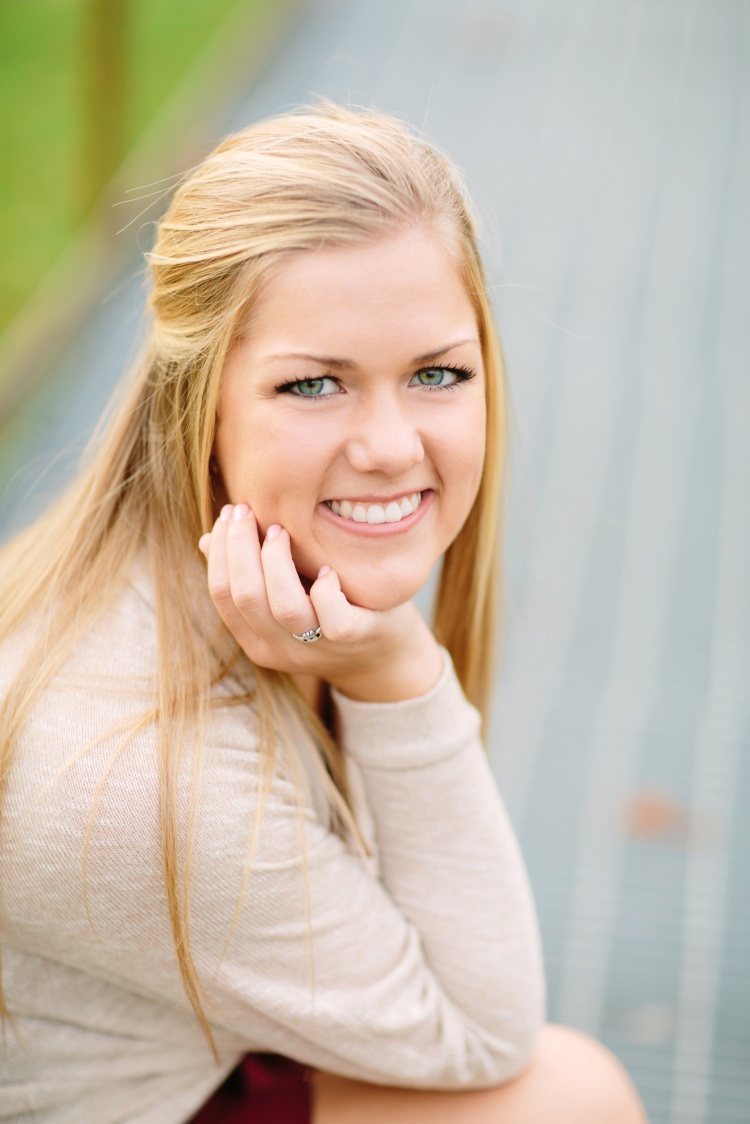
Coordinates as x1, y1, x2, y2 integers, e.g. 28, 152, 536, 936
264, 338, 480, 369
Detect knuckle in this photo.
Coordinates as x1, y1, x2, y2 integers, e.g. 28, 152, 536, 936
208, 579, 232, 606
323, 621, 351, 643
272, 601, 303, 628
233, 586, 264, 614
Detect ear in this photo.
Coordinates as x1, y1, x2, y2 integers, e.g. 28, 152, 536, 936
208, 453, 230, 515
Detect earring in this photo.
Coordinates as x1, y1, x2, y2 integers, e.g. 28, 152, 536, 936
209, 456, 220, 476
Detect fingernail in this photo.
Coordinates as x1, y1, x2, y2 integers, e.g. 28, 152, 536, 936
198, 534, 211, 554
265, 524, 282, 540
232, 504, 250, 520
220, 505, 233, 521
318, 565, 331, 578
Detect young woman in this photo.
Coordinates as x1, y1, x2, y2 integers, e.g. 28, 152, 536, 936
0, 105, 646, 1122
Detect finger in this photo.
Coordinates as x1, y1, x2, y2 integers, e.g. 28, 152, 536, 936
260, 525, 319, 636
206, 506, 263, 650
309, 566, 369, 643
225, 505, 274, 626
206, 505, 236, 615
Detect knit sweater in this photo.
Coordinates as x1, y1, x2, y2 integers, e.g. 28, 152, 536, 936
0, 562, 544, 1123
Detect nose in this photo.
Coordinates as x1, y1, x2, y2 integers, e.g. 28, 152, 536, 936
344, 392, 424, 476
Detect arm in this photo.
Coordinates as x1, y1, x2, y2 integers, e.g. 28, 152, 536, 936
333, 654, 544, 1069
192, 654, 543, 1089
196, 507, 545, 1086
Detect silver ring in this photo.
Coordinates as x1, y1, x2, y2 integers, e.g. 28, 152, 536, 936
291, 626, 322, 644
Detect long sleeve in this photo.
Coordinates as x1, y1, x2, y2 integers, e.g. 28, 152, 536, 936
191, 653, 545, 1089
330, 653, 545, 1081
328, 653, 545, 1084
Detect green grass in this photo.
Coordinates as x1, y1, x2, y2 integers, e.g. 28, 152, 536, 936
0, 0, 265, 335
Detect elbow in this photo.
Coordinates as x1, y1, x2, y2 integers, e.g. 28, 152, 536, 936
462, 976, 547, 1090
450, 1023, 542, 1093
482, 927, 547, 1087
489, 1010, 544, 1087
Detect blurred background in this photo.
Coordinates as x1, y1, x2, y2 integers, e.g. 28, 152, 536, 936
1, 1, 748, 1121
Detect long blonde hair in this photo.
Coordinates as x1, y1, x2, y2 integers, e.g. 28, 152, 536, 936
0, 103, 507, 1053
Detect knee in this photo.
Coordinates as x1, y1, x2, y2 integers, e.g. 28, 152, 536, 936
518, 1023, 647, 1124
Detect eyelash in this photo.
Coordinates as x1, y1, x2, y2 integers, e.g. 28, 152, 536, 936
274, 364, 477, 399
430, 363, 477, 389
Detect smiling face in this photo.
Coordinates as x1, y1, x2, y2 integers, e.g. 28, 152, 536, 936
213, 226, 487, 612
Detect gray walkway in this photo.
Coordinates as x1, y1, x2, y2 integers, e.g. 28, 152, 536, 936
1, 2, 748, 1120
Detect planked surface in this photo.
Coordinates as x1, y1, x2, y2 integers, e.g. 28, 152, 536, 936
1, 2, 748, 1120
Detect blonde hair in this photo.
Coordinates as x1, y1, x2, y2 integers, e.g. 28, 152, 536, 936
0, 103, 507, 1053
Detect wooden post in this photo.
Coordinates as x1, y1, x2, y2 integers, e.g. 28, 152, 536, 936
82, 0, 129, 224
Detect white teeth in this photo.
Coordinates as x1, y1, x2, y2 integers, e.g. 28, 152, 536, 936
327, 492, 423, 524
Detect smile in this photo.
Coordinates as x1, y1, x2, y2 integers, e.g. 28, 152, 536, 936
325, 492, 422, 525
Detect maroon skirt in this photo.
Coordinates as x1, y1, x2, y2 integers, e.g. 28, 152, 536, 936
190, 1054, 311, 1123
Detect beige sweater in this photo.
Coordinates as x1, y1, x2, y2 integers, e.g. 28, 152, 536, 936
0, 564, 544, 1122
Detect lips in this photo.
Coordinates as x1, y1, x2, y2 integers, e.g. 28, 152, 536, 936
325, 492, 422, 525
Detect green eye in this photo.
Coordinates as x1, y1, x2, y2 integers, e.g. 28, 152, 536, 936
289, 377, 337, 397
411, 368, 457, 388
294, 379, 325, 395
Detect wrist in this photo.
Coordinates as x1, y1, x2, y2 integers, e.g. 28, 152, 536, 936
330, 625, 443, 703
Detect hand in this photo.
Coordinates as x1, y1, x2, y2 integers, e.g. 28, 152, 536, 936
199, 504, 443, 703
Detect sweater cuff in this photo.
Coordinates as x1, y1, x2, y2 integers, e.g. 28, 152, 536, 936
331, 649, 482, 771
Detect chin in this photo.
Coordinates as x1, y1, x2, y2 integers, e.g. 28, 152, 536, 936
337, 569, 428, 613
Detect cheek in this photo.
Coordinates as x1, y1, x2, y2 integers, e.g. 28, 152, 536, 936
215, 410, 333, 526
214, 414, 273, 512
436, 403, 486, 498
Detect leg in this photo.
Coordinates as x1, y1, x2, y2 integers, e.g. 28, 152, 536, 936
311, 1024, 647, 1124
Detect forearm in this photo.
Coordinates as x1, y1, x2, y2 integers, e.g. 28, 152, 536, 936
332, 653, 545, 1058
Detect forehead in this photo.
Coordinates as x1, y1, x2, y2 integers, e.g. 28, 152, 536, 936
242, 227, 479, 360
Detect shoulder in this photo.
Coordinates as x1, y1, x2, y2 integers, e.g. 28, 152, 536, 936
0, 552, 157, 690
0, 549, 314, 809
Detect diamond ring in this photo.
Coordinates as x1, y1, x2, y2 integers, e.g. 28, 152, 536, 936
291, 626, 323, 644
